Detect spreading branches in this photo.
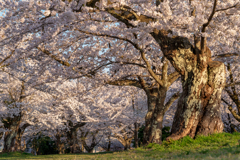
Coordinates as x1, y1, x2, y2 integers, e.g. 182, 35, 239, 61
76, 29, 164, 86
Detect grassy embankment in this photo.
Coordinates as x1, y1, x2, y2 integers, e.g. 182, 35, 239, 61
1, 132, 240, 160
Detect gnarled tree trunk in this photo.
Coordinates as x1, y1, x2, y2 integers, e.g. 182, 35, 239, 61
2, 117, 21, 152
108, 62, 180, 145
151, 29, 226, 141
66, 121, 85, 153
14, 123, 31, 151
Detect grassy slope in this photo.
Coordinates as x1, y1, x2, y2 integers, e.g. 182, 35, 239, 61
1, 132, 240, 160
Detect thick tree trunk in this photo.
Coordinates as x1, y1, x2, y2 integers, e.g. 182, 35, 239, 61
67, 128, 80, 153
14, 130, 22, 151
14, 123, 30, 151
82, 140, 95, 153
169, 61, 225, 140
66, 121, 85, 153
143, 89, 158, 144
2, 116, 22, 153
151, 29, 226, 141
145, 87, 167, 144
56, 132, 65, 154
143, 85, 178, 144
3, 124, 19, 152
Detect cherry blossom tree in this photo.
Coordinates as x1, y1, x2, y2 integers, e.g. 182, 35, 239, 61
221, 56, 240, 130
0, 0, 239, 145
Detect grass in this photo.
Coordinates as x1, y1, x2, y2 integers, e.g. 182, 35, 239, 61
1, 132, 240, 160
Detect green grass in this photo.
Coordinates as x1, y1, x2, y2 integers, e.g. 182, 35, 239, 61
1, 132, 240, 160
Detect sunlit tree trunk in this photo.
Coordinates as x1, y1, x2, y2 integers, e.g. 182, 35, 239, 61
147, 87, 167, 144
151, 29, 226, 140
143, 88, 158, 144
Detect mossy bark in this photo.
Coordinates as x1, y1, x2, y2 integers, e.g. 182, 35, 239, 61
169, 61, 225, 140
151, 29, 226, 141
144, 87, 167, 144
143, 88, 158, 144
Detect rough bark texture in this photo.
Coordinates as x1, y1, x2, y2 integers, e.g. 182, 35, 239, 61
151, 29, 226, 141
2, 116, 21, 152
148, 87, 167, 144
142, 88, 158, 144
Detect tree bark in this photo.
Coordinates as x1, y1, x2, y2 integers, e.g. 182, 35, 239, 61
114, 132, 133, 151
222, 63, 240, 123
134, 122, 139, 148
2, 115, 23, 153
143, 88, 158, 144
66, 121, 85, 153
55, 131, 65, 154
147, 87, 167, 144
14, 123, 30, 151
151, 29, 226, 141
67, 128, 80, 153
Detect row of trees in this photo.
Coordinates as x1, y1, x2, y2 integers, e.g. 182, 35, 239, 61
0, 0, 239, 154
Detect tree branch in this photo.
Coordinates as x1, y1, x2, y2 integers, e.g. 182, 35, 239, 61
201, 0, 218, 54
212, 53, 239, 58
216, 3, 239, 12
76, 29, 163, 86
107, 79, 142, 88
164, 92, 180, 113
167, 71, 180, 87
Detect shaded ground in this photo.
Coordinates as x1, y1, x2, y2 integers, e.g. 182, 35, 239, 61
1, 132, 240, 160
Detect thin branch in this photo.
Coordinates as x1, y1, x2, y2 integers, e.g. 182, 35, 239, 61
216, 3, 239, 12
76, 29, 163, 86
167, 71, 180, 87
212, 53, 239, 58
37, 47, 71, 67
0, 50, 14, 67
107, 79, 142, 88
226, 82, 240, 87
201, 0, 218, 53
